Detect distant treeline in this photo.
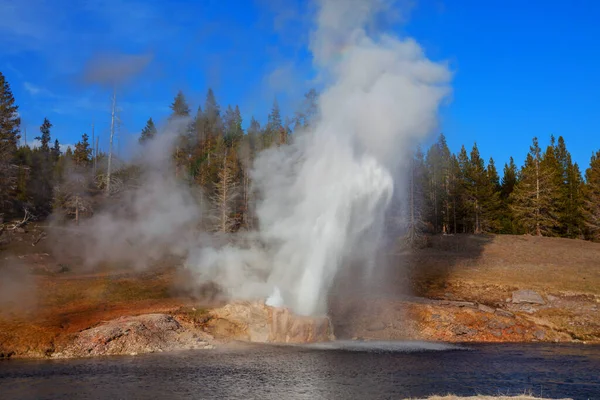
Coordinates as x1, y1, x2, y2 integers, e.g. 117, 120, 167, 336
1, 71, 599, 241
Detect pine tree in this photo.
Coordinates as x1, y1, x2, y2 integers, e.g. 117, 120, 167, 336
456, 145, 471, 232
500, 157, 518, 233
405, 146, 428, 245
52, 139, 61, 162
202, 88, 222, 139
425, 134, 451, 233
0, 72, 21, 215
223, 105, 243, 146
73, 133, 92, 167
553, 136, 584, 237
510, 137, 559, 236
247, 116, 262, 153
169, 91, 192, 179
139, 117, 157, 144
35, 118, 52, 155
169, 91, 191, 118
583, 150, 600, 240
483, 157, 502, 232
265, 99, 283, 147
463, 143, 488, 233
447, 154, 464, 234
293, 88, 319, 129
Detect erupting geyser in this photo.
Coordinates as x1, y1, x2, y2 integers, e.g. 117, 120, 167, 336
187, 0, 451, 316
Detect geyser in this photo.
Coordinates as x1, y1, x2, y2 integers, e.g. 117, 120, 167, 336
186, 0, 451, 316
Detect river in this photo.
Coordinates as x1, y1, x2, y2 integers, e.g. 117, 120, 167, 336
1, 342, 599, 399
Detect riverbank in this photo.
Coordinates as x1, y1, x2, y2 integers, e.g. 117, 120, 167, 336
1, 227, 599, 359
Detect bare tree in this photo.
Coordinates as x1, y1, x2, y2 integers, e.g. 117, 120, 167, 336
106, 88, 117, 196
211, 149, 239, 233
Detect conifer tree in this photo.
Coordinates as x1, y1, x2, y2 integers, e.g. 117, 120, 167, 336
293, 88, 319, 129
247, 116, 262, 153
52, 139, 61, 162
483, 157, 502, 232
511, 137, 559, 236
73, 133, 92, 167
553, 136, 584, 237
35, 118, 52, 155
169, 91, 191, 118
0, 72, 21, 215
405, 146, 428, 244
425, 134, 451, 233
169, 91, 192, 179
583, 150, 600, 240
500, 157, 518, 233
139, 117, 157, 144
266, 99, 283, 147
447, 154, 464, 233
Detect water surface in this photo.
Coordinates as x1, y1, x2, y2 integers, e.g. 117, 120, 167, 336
1, 342, 598, 399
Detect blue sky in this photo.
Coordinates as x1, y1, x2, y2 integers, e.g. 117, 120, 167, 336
1, 0, 599, 172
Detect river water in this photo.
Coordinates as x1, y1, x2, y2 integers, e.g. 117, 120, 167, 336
1, 342, 599, 399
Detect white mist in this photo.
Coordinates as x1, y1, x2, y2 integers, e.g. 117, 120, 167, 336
187, 0, 451, 316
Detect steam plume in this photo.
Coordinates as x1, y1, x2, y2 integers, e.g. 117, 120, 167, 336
186, 0, 451, 316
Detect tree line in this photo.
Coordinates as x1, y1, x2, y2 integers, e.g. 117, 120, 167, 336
407, 133, 600, 241
1, 70, 600, 241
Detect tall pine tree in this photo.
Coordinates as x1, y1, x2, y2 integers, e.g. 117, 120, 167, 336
511, 137, 559, 236
139, 117, 157, 144
0, 72, 21, 216
583, 150, 600, 240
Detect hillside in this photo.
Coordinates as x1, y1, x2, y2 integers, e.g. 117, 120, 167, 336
330, 234, 600, 343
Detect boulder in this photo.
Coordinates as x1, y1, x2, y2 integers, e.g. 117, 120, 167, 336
55, 314, 214, 358
512, 289, 545, 305
208, 301, 335, 344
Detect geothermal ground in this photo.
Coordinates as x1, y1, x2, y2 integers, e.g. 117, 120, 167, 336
0, 225, 599, 359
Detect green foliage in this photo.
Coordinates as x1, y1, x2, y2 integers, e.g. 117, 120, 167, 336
583, 150, 600, 240
0, 72, 21, 215
73, 133, 92, 167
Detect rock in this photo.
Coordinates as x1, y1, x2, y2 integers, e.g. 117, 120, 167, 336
519, 304, 538, 314
477, 304, 495, 314
431, 314, 441, 320
512, 289, 545, 305
534, 329, 546, 340
495, 309, 514, 318
490, 330, 502, 338
488, 320, 513, 330
208, 301, 335, 344
56, 314, 214, 358
452, 325, 477, 337
547, 294, 559, 302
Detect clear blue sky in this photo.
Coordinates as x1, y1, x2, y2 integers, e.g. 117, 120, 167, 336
1, 0, 599, 172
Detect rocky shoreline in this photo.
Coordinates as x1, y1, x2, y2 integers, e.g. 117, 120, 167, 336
2, 287, 598, 361
1, 302, 335, 360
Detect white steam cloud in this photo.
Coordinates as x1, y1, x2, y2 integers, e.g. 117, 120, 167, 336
185, 0, 451, 316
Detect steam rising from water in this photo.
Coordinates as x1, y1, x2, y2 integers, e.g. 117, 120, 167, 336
186, 0, 451, 316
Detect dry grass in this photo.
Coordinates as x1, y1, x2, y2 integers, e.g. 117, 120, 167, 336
410, 234, 600, 298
